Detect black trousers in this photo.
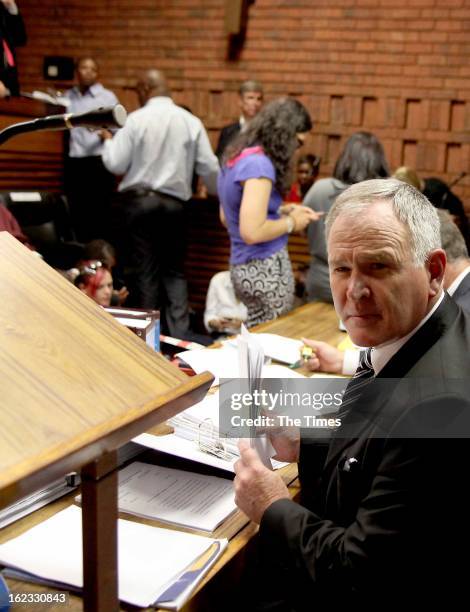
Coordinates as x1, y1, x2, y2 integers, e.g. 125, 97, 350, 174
64, 156, 116, 243
111, 189, 190, 337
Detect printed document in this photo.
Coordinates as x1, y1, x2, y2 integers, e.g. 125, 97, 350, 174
0, 505, 227, 609
115, 462, 236, 532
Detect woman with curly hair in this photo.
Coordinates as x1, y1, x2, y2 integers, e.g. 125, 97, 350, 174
304, 131, 390, 303
217, 97, 321, 327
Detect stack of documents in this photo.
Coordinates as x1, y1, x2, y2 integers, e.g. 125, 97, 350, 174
226, 332, 303, 366
237, 325, 276, 469
0, 505, 227, 610
114, 462, 237, 532
0, 477, 77, 529
178, 344, 307, 386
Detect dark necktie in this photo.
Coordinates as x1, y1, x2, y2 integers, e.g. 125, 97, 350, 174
338, 348, 375, 417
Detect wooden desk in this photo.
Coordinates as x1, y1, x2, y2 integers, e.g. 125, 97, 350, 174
1, 301, 345, 611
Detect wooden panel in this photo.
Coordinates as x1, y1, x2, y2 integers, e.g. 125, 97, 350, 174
0, 98, 64, 192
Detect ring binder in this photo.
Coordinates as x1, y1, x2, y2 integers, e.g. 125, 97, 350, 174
197, 419, 237, 462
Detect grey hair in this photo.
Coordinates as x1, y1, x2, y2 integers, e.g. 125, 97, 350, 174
325, 178, 441, 265
437, 209, 469, 262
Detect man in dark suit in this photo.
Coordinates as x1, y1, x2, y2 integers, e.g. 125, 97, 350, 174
215, 79, 263, 161
233, 178, 470, 609
302, 208, 470, 377
439, 208, 470, 311
0, 0, 26, 97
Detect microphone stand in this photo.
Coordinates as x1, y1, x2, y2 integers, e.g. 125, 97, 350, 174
0, 104, 127, 145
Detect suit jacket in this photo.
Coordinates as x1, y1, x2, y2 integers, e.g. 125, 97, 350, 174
257, 296, 470, 609
215, 121, 241, 161
0, 5, 26, 95
452, 270, 470, 312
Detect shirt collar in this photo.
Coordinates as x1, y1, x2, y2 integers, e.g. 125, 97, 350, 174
73, 82, 103, 98
371, 291, 445, 374
446, 265, 470, 296
145, 96, 174, 107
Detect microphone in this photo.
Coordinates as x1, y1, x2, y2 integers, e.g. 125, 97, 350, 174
0, 104, 127, 145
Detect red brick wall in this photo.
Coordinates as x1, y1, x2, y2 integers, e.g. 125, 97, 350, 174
16, 0, 470, 207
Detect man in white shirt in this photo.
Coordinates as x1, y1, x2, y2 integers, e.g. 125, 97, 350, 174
231, 178, 470, 609
102, 69, 219, 337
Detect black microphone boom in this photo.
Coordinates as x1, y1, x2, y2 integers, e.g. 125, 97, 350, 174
0, 104, 127, 145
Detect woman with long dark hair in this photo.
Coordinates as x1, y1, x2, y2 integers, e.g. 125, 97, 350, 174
218, 97, 321, 326
304, 131, 390, 303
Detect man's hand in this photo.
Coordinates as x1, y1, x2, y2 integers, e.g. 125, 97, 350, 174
263, 415, 300, 462
301, 337, 344, 374
234, 439, 290, 524
98, 129, 113, 140
0, 81, 10, 98
0, 0, 17, 10
115, 286, 129, 305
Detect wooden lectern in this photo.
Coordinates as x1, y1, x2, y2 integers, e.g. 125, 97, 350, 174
0, 232, 213, 611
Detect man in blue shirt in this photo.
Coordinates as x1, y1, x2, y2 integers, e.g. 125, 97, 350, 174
64, 57, 118, 242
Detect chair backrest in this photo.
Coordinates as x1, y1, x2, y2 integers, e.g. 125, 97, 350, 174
0, 191, 84, 268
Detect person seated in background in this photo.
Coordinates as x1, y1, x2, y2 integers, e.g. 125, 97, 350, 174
392, 166, 470, 252
0, 0, 26, 98
83, 238, 129, 305
285, 154, 321, 203
215, 79, 264, 161
304, 131, 389, 303
422, 175, 470, 251
203, 270, 248, 337
392, 165, 422, 191
0, 198, 35, 250
73, 260, 113, 307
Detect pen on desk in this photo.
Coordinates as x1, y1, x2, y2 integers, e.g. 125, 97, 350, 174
155, 541, 221, 604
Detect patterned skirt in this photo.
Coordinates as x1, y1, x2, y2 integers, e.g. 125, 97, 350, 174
231, 246, 295, 327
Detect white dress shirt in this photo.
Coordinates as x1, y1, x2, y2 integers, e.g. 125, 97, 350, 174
446, 265, 470, 297
102, 96, 219, 200
342, 292, 445, 375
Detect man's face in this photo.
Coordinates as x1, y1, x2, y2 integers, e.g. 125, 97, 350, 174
239, 90, 263, 120
77, 59, 98, 89
328, 200, 438, 347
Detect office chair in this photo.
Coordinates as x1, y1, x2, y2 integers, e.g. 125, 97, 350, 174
0, 191, 85, 269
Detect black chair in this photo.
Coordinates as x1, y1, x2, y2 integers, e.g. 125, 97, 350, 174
0, 191, 85, 269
